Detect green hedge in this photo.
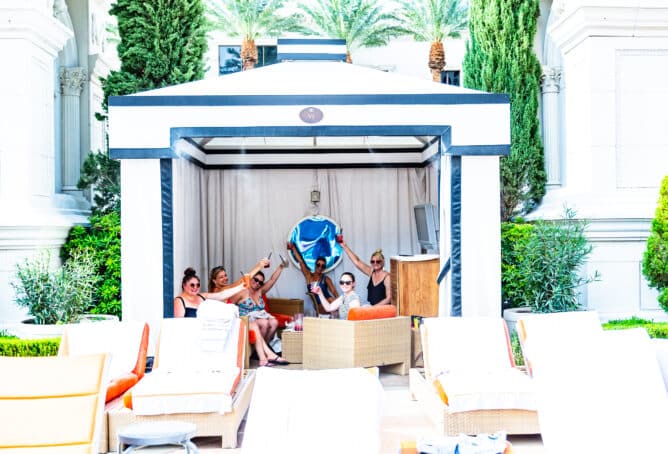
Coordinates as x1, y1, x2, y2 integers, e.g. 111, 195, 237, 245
0, 337, 61, 356
602, 317, 668, 339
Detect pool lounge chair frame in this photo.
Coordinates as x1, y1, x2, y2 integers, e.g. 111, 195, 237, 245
106, 319, 255, 450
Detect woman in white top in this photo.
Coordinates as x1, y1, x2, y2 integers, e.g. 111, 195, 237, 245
312, 272, 363, 320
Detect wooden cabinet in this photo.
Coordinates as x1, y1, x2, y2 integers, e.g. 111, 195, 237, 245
390, 255, 439, 317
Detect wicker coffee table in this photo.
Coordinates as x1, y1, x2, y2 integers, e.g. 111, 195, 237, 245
117, 421, 198, 453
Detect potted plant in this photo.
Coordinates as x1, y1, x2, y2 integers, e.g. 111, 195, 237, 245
503, 207, 600, 332
11, 250, 101, 337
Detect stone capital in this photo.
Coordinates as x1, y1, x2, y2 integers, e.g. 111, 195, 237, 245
59, 67, 88, 95
541, 66, 562, 94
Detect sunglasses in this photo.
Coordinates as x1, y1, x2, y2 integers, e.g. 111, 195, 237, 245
339, 280, 353, 286
315, 262, 326, 269
252, 277, 265, 286
189, 282, 200, 289
370, 259, 382, 264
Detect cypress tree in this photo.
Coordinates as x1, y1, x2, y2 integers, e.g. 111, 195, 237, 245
102, 0, 208, 109
462, 0, 546, 220
643, 176, 668, 311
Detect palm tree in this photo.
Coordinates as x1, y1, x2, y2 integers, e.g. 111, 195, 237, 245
395, 0, 468, 82
298, 0, 405, 63
207, 0, 306, 70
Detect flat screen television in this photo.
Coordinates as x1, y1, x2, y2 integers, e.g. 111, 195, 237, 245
414, 203, 439, 251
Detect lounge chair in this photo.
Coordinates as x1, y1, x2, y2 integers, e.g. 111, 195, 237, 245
518, 311, 668, 453
242, 367, 384, 453
58, 320, 150, 453
0, 353, 110, 453
409, 316, 539, 435
302, 305, 410, 375
106, 301, 254, 450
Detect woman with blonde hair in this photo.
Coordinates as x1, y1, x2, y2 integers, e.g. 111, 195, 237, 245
340, 242, 391, 306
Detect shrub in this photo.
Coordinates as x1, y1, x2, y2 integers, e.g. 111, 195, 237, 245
62, 212, 121, 319
12, 250, 100, 324
0, 337, 60, 356
501, 220, 535, 308
510, 330, 524, 366
642, 175, 668, 311
514, 207, 599, 313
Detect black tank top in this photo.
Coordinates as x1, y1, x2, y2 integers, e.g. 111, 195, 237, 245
177, 295, 204, 318
366, 275, 386, 305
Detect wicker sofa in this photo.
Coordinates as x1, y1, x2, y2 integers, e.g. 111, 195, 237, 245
302, 306, 411, 375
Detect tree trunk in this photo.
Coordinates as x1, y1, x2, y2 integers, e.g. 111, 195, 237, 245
346, 51, 352, 64
241, 38, 258, 71
428, 41, 445, 82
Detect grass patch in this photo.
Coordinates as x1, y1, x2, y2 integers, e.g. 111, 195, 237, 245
602, 317, 668, 339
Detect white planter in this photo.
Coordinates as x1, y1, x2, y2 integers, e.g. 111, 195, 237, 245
502, 306, 533, 335
12, 320, 69, 339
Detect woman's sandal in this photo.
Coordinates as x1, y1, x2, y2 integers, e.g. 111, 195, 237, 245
268, 357, 290, 366
258, 360, 276, 367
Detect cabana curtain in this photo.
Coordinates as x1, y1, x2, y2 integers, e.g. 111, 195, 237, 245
172, 158, 437, 302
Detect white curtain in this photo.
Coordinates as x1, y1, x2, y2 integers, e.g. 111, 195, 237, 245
173, 161, 438, 303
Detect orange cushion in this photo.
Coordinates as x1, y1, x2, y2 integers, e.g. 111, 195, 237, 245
106, 372, 139, 403
122, 389, 133, 409
132, 323, 150, 379
347, 305, 397, 321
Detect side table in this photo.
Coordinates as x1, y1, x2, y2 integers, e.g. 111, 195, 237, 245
117, 421, 198, 453
281, 330, 303, 363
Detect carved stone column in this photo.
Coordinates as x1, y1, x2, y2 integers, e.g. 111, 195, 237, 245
541, 66, 562, 186
60, 66, 87, 193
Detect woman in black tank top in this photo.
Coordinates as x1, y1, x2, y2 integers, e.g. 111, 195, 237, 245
340, 242, 392, 306
173, 267, 249, 318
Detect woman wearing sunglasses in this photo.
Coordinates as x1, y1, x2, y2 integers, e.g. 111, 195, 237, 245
288, 241, 339, 303
312, 272, 362, 320
229, 264, 290, 367
173, 267, 249, 318
207, 258, 269, 293
340, 242, 392, 306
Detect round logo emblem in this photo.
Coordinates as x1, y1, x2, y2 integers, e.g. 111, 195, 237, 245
299, 107, 324, 124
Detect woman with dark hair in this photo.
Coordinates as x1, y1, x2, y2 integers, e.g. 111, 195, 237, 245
208, 258, 269, 293
312, 272, 362, 320
173, 267, 247, 318
289, 242, 338, 302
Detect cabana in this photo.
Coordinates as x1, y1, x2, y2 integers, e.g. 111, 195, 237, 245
108, 39, 509, 341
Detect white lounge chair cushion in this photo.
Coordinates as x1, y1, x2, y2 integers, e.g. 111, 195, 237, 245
434, 368, 536, 413
61, 320, 144, 380
530, 327, 668, 453
130, 368, 240, 415
652, 338, 668, 392
243, 367, 383, 454
132, 313, 243, 415
422, 317, 514, 381
157, 310, 239, 372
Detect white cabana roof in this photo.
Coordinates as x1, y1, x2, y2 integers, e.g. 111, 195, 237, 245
108, 60, 510, 167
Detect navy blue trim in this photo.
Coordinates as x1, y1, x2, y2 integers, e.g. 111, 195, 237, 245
448, 145, 510, 156
109, 93, 510, 107
110, 148, 175, 159
278, 53, 346, 61
437, 258, 451, 285
278, 38, 346, 45
161, 159, 174, 318
171, 125, 449, 140
200, 163, 426, 170
450, 156, 462, 316
204, 147, 424, 155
